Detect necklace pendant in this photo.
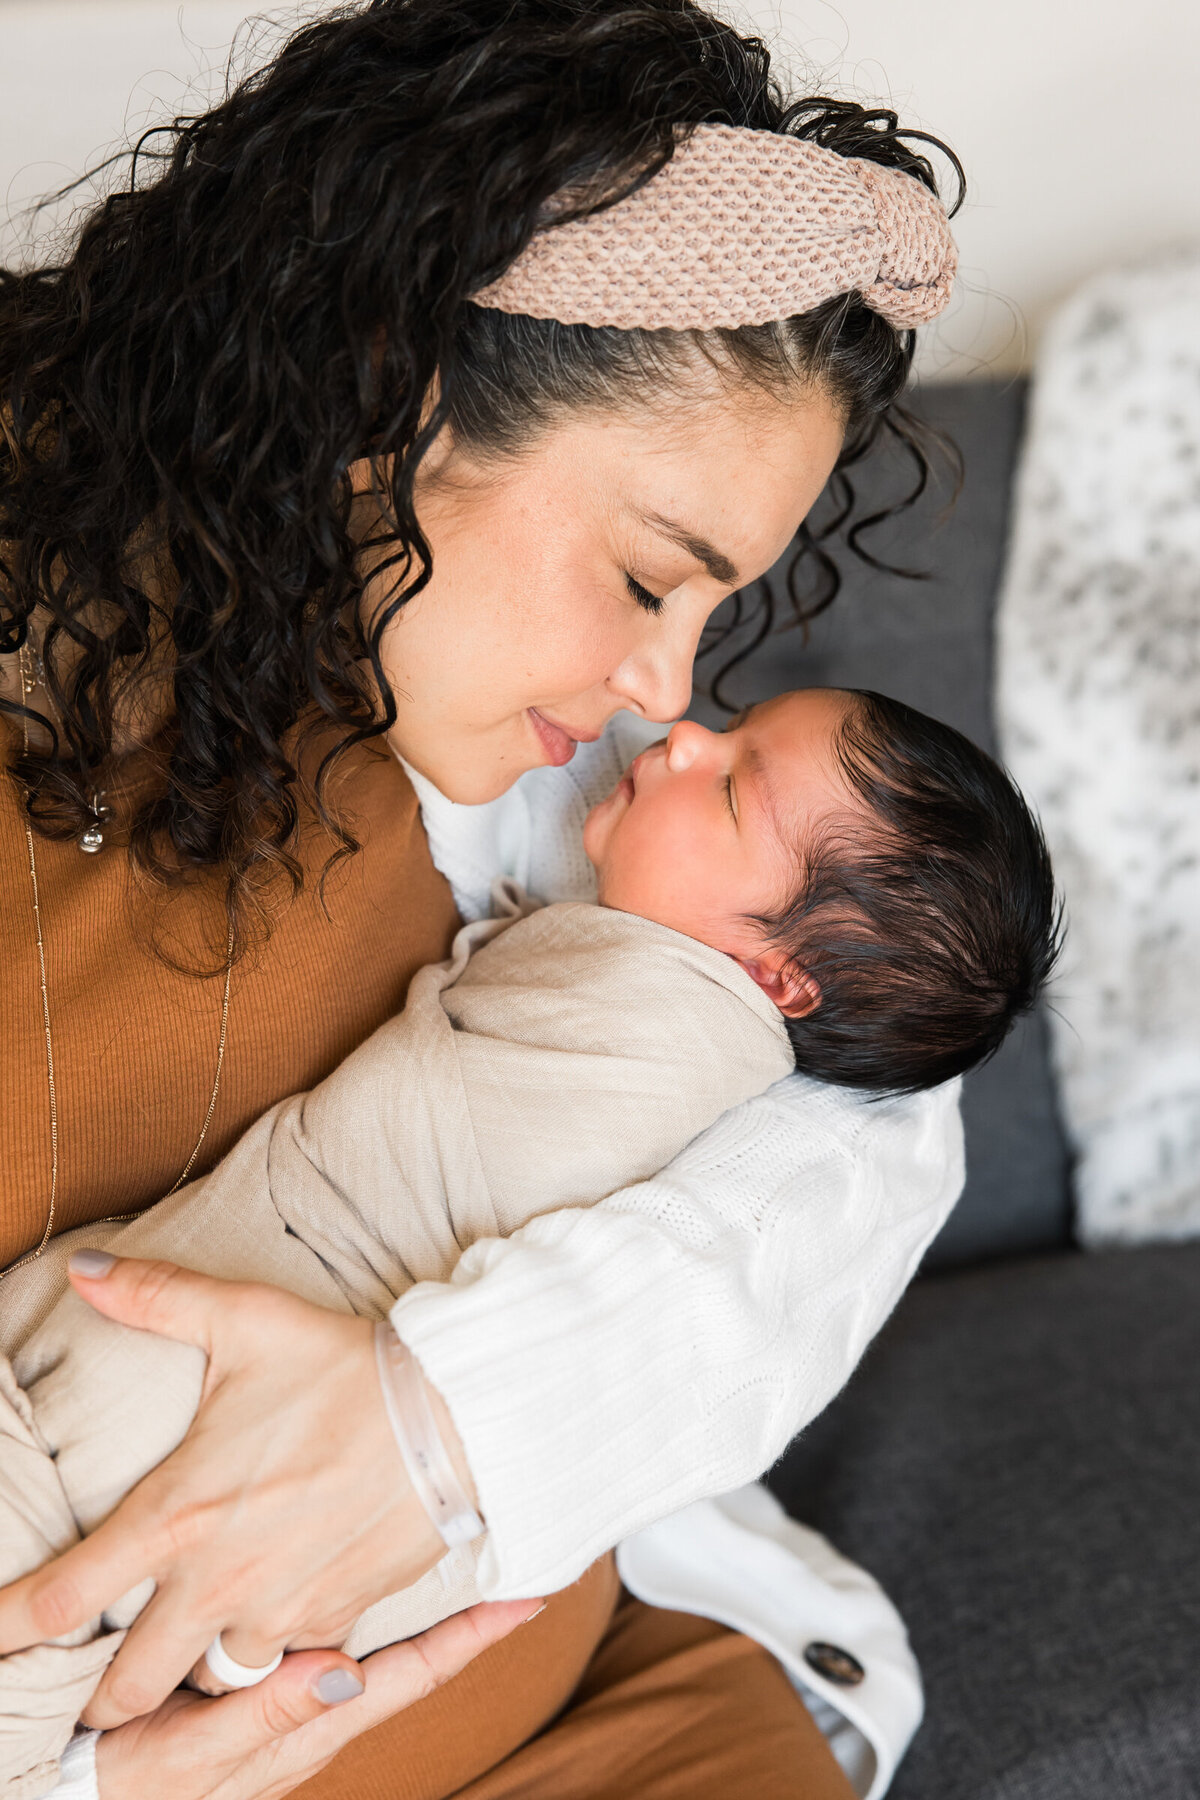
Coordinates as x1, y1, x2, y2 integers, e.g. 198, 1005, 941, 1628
78, 791, 110, 854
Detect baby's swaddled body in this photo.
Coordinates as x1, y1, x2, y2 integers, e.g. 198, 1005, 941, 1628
0, 890, 791, 1797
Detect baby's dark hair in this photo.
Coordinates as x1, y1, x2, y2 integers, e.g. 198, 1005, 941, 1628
756, 691, 1062, 1095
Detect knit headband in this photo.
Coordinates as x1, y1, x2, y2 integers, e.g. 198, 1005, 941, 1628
472, 123, 957, 333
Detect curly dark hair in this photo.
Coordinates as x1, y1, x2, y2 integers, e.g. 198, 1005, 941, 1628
0, 0, 963, 951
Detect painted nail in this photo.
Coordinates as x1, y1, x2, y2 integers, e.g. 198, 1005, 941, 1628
315, 1667, 364, 1705
68, 1249, 117, 1279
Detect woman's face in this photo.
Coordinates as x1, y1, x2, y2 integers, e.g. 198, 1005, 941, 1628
367, 380, 845, 804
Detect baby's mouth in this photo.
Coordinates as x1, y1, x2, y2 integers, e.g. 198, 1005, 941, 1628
627, 748, 652, 789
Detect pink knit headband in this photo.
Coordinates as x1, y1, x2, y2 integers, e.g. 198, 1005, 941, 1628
472, 123, 956, 333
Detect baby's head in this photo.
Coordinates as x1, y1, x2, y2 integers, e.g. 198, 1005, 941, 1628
583, 689, 1061, 1094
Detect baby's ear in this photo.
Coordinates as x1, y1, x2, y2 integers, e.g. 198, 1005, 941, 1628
736, 952, 821, 1019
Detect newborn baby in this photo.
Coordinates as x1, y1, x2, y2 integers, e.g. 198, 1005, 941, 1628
0, 687, 1058, 1796
584, 687, 1059, 1093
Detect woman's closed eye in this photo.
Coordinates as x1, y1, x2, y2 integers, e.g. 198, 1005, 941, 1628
723, 774, 738, 821
625, 573, 665, 616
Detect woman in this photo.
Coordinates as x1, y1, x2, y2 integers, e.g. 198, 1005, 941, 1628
0, 1, 963, 1794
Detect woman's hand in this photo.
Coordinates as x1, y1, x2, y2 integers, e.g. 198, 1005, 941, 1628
94, 1601, 541, 1800
0, 1257, 464, 1727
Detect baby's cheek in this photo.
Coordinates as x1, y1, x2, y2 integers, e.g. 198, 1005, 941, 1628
591, 820, 655, 915
597, 822, 701, 932
581, 801, 607, 869
593, 844, 645, 914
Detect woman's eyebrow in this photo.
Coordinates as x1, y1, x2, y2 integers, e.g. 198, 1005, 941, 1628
638, 509, 740, 586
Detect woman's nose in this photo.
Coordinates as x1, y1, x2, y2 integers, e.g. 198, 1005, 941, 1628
607, 605, 704, 724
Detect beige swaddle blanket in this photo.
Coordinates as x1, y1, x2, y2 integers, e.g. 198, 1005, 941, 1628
0, 890, 792, 1797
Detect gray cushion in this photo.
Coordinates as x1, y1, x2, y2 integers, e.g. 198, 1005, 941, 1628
690, 379, 1071, 1264
769, 1242, 1200, 1799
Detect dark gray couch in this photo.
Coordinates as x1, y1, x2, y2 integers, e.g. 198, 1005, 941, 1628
693, 383, 1200, 1800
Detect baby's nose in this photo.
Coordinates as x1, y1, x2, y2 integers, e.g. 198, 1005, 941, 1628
665, 720, 715, 771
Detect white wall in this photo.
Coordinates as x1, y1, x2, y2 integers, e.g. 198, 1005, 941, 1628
731, 0, 1200, 374
2, 0, 1198, 376
0, 4, 290, 253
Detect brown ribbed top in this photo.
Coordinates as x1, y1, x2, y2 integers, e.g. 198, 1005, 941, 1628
1, 733, 458, 1270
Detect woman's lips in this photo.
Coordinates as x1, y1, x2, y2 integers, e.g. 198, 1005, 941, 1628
527, 708, 598, 767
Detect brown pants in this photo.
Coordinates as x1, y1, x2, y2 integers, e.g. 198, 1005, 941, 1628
295, 1558, 856, 1799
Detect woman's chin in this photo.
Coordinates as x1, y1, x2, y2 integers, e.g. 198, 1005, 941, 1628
389, 728, 545, 805
445, 766, 537, 804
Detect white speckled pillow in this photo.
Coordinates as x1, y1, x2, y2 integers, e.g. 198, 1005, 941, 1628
998, 249, 1200, 1246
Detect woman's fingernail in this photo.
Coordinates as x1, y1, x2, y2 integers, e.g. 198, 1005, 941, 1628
521, 1603, 547, 1625
315, 1667, 364, 1705
68, 1250, 117, 1279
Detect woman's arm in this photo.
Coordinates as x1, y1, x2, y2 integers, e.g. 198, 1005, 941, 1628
392, 1068, 964, 1598
8, 1063, 960, 1775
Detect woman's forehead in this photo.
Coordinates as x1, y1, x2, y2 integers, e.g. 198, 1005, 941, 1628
546, 391, 844, 562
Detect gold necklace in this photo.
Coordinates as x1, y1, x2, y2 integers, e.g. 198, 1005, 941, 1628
4, 643, 233, 1280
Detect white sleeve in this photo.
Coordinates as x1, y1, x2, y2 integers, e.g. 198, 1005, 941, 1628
392, 721, 965, 1598
45, 1731, 99, 1800
392, 1072, 962, 1598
